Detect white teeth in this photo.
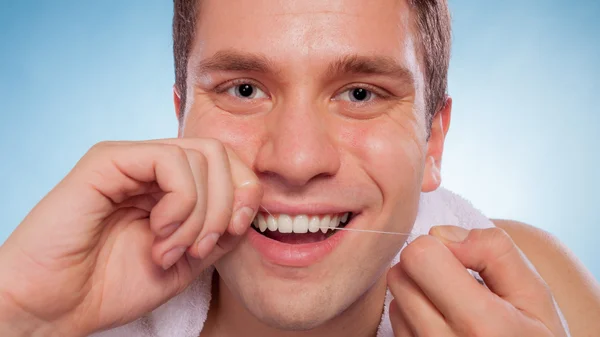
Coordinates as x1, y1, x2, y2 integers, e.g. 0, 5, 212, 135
293, 215, 309, 233
308, 216, 320, 233
267, 215, 277, 231
254, 212, 351, 234
330, 215, 340, 229
320, 215, 331, 234
258, 213, 267, 232
278, 214, 293, 233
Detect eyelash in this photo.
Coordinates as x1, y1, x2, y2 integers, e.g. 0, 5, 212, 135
212, 79, 392, 102
213, 79, 269, 97
335, 83, 392, 102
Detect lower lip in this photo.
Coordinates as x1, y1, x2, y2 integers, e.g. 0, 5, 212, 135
247, 225, 348, 267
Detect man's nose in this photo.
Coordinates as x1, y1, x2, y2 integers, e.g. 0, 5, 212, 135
254, 102, 341, 187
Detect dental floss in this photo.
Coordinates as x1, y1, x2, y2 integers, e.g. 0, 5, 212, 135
318, 227, 416, 236
260, 205, 420, 237
260, 205, 274, 217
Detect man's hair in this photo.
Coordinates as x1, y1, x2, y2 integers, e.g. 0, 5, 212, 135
172, 0, 451, 127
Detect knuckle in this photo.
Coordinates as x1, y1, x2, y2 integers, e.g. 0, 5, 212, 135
164, 143, 188, 162
472, 227, 515, 260
82, 141, 125, 170
186, 149, 209, 171
486, 227, 512, 243
202, 138, 227, 157
487, 227, 515, 257
89, 140, 115, 154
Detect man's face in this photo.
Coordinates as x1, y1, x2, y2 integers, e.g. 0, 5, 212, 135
178, 0, 447, 330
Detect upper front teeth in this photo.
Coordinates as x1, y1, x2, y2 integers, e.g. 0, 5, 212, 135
252, 212, 349, 234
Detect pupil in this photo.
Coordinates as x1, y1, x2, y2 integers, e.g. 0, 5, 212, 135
352, 88, 368, 101
238, 84, 254, 97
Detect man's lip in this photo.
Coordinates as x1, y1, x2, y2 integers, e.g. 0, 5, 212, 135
246, 213, 361, 267
258, 201, 359, 216
247, 228, 347, 267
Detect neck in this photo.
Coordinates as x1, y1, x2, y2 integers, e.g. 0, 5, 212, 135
202, 272, 388, 337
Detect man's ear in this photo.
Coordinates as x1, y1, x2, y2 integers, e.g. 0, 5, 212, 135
173, 86, 183, 137
421, 96, 452, 192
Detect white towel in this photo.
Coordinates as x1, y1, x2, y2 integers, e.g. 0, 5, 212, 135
91, 187, 496, 337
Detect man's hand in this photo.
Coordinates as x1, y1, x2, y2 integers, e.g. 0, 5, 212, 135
387, 226, 569, 337
0, 138, 262, 336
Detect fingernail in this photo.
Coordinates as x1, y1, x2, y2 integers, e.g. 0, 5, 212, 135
232, 206, 255, 235
162, 246, 186, 270
159, 223, 180, 238
433, 225, 469, 243
197, 233, 221, 259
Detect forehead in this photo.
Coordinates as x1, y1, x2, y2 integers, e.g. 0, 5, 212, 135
192, 0, 419, 74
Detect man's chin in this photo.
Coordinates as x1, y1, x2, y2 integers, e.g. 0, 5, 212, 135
227, 271, 388, 334
215, 260, 353, 332
253, 309, 331, 332
240, 284, 349, 332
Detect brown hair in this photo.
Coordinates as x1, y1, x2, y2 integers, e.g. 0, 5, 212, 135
172, 0, 451, 127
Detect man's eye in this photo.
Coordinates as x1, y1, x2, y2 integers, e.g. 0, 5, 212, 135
226, 83, 268, 99
337, 88, 375, 103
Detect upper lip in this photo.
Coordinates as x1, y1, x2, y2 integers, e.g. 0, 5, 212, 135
258, 200, 359, 216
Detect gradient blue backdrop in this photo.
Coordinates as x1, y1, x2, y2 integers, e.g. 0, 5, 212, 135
1, 1, 598, 279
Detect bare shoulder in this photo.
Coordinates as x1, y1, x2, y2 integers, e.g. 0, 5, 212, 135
493, 219, 600, 336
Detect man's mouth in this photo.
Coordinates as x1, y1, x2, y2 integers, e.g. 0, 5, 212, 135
251, 212, 353, 244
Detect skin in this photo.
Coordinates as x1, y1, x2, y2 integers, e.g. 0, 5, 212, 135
494, 220, 600, 337
0, 0, 598, 336
178, 0, 599, 336
184, 0, 430, 334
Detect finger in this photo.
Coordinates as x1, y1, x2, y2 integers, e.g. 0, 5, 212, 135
78, 142, 199, 234
224, 147, 263, 236
431, 226, 558, 324
185, 139, 234, 260
145, 138, 262, 236
399, 235, 496, 329
146, 138, 261, 268
387, 264, 452, 336
187, 148, 261, 271
152, 149, 208, 270
389, 299, 415, 337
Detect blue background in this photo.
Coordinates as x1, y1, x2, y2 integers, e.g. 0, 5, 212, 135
1, 1, 598, 279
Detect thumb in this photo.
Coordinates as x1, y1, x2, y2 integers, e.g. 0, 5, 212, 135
430, 226, 557, 320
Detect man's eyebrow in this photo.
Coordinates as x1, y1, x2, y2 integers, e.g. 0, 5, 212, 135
195, 49, 279, 75
195, 51, 414, 85
326, 54, 414, 84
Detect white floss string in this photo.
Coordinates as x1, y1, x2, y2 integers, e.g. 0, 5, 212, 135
260, 205, 419, 238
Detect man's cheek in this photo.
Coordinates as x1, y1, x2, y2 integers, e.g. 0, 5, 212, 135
185, 112, 264, 164
346, 123, 425, 233
353, 125, 424, 188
